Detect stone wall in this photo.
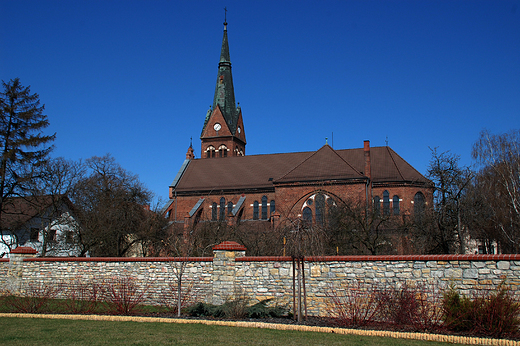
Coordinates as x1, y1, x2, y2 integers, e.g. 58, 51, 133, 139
232, 255, 520, 316
2, 243, 520, 317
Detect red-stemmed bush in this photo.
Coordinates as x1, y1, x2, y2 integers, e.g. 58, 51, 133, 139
378, 282, 443, 331
325, 280, 383, 327
4, 281, 61, 313
102, 276, 149, 315
61, 280, 103, 314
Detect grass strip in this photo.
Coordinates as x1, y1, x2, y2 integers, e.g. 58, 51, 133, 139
0, 313, 515, 345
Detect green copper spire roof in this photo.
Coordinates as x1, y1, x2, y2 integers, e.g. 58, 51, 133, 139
202, 21, 240, 135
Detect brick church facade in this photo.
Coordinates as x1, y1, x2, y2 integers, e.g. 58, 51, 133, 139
163, 22, 433, 236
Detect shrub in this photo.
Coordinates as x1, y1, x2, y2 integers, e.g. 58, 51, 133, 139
378, 284, 417, 326
378, 282, 443, 331
247, 299, 288, 319
4, 281, 61, 313
186, 302, 216, 317
222, 297, 249, 319
474, 283, 520, 337
186, 299, 288, 320
412, 283, 444, 331
61, 280, 103, 314
442, 283, 520, 338
325, 280, 383, 327
103, 276, 149, 315
442, 284, 474, 332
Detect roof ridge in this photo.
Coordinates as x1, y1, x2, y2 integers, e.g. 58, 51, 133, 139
275, 152, 314, 181
386, 146, 405, 180
276, 145, 363, 182
384, 146, 429, 182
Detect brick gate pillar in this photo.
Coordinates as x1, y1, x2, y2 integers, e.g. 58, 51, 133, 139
211, 241, 246, 305
7, 246, 37, 294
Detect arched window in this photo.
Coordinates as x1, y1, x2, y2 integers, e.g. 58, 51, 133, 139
315, 193, 325, 225
302, 207, 313, 224
219, 197, 226, 221
227, 201, 233, 216
236, 208, 243, 224
218, 145, 228, 158
261, 196, 268, 219
206, 146, 216, 158
270, 200, 275, 216
212, 202, 217, 221
253, 201, 259, 220
383, 190, 390, 215
393, 195, 400, 215
373, 196, 380, 216
414, 192, 425, 223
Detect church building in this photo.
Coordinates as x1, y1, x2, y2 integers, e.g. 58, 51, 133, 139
163, 21, 432, 235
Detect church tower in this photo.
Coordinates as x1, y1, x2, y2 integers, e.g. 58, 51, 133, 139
200, 20, 246, 158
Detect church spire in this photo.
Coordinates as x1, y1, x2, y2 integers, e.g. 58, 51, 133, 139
210, 19, 238, 134
200, 17, 246, 159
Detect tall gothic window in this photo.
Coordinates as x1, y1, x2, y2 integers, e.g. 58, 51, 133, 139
261, 196, 268, 219
219, 197, 226, 221
227, 201, 233, 216
373, 196, 380, 216
393, 195, 400, 215
212, 202, 217, 221
302, 207, 312, 224
270, 200, 275, 216
414, 192, 425, 223
315, 193, 325, 225
253, 201, 259, 220
383, 190, 390, 216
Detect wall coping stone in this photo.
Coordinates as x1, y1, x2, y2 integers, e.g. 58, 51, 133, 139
4, 254, 520, 264
237, 256, 293, 262
23, 256, 214, 263
303, 254, 520, 262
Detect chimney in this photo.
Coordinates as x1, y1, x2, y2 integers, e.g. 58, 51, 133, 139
364, 140, 371, 180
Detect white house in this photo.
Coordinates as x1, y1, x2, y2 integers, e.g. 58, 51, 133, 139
0, 195, 82, 257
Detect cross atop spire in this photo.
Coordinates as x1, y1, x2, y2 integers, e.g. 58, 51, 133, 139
224, 7, 228, 27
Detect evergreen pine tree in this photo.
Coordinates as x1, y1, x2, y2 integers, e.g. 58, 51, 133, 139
0, 78, 56, 245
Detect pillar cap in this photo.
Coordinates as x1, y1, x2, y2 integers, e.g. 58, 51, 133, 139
11, 246, 37, 254
212, 241, 246, 251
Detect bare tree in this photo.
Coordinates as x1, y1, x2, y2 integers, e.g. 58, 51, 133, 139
472, 129, 520, 253
462, 172, 500, 254
327, 198, 398, 255
427, 148, 473, 254
70, 154, 164, 257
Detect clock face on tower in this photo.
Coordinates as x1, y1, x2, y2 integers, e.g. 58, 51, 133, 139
213, 123, 221, 131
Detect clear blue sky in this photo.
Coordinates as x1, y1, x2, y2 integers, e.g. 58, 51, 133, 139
2, 0, 519, 204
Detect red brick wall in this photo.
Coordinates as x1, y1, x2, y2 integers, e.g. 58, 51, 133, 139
166, 182, 433, 226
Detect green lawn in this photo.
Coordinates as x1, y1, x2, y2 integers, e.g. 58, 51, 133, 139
0, 317, 466, 346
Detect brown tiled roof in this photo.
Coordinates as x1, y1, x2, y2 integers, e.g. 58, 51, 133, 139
275, 145, 363, 183
173, 145, 429, 194
1, 195, 69, 230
